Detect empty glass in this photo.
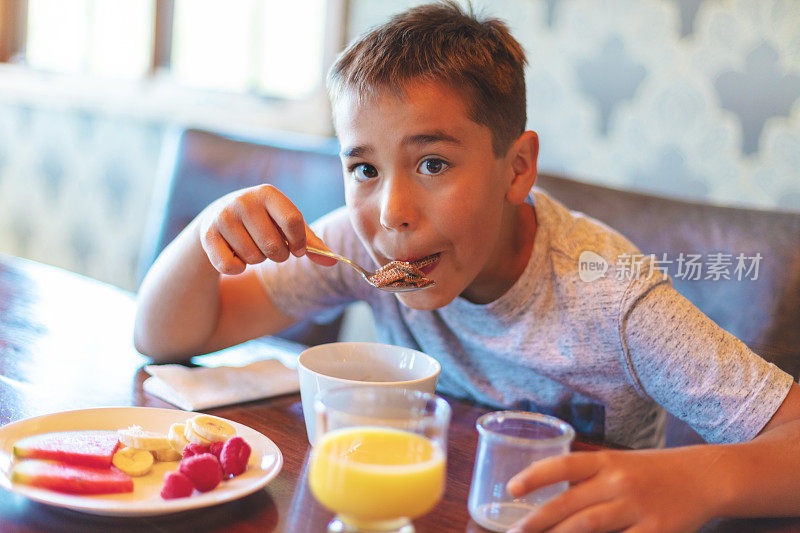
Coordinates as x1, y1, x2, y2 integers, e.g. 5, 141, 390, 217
468, 411, 575, 532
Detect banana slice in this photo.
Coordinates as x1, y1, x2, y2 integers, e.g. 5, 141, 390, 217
183, 421, 213, 445
168, 423, 189, 453
112, 447, 154, 476
153, 447, 182, 462
188, 415, 236, 443
117, 425, 170, 450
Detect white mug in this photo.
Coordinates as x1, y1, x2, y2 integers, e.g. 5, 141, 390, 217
297, 342, 441, 444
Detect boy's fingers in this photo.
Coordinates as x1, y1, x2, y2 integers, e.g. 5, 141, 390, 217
305, 227, 337, 267
241, 208, 292, 262
217, 220, 271, 264
202, 229, 246, 275
511, 499, 632, 533
507, 452, 601, 497
261, 186, 307, 255
508, 476, 613, 532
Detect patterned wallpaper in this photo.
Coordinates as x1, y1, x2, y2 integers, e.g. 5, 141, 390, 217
0, 105, 165, 290
0, 0, 797, 291
350, 0, 800, 208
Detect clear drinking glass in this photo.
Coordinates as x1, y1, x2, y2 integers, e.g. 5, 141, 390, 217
308, 386, 452, 533
468, 411, 575, 532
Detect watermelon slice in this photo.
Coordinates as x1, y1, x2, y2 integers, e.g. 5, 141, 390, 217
13, 431, 121, 468
11, 459, 134, 494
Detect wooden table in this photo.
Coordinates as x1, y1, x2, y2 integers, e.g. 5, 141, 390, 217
1, 253, 799, 532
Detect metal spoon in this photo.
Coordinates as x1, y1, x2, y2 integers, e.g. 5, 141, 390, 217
306, 246, 436, 293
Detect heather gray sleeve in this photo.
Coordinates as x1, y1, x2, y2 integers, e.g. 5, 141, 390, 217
255, 207, 373, 321
620, 280, 793, 444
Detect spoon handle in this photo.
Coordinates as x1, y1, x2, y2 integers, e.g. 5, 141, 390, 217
306, 246, 370, 279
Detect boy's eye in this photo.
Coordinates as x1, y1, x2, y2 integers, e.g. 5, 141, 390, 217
417, 158, 449, 176
350, 163, 379, 181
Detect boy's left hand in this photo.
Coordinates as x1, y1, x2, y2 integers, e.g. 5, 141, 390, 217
506, 447, 725, 533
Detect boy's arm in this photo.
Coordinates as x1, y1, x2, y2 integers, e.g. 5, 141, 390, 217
504, 272, 799, 532
134, 185, 335, 362
134, 219, 296, 362
719, 382, 800, 515
506, 383, 800, 533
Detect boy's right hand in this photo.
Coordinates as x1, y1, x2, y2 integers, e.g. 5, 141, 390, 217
197, 184, 337, 275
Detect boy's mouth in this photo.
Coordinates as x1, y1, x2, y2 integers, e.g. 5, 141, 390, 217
392, 252, 441, 276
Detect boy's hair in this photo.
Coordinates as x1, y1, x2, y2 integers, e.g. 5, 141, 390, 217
328, 1, 527, 156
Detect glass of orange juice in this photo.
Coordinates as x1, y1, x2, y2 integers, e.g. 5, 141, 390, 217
309, 386, 451, 533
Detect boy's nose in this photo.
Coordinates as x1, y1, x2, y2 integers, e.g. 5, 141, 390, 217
379, 175, 419, 231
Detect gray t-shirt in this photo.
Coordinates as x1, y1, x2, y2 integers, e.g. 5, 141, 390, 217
256, 189, 793, 448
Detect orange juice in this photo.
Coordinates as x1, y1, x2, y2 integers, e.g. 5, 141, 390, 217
308, 426, 445, 523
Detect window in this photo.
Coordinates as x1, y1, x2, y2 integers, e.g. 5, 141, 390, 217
26, 0, 154, 78
0, 0, 345, 132
171, 0, 327, 99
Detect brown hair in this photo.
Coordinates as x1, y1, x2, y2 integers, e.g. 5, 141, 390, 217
327, 1, 527, 156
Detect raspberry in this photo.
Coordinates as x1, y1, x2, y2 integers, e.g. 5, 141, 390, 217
160, 471, 194, 499
208, 441, 224, 459
179, 453, 223, 492
182, 443, 210, 458
220, 436, 251, 477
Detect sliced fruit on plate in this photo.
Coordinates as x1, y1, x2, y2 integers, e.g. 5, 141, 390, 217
11, 459, 134, 494
188, 415, 236, 442
117, 425, 170, 450
179, 453, 222, 492
153, 447, 181, 462
220, 437, 251, 477
12, 430, 121, 468
168, 423, 189, 453
160, 471, 194, 499
183, 422, 213, 446
112, 447, 154, 476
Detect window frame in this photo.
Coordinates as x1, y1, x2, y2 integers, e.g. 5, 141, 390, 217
0, 0, 28, 63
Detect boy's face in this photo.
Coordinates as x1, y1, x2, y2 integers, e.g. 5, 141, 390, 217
334, 81, 534, 310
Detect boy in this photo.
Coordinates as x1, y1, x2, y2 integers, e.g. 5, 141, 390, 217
135, 2, 800, 531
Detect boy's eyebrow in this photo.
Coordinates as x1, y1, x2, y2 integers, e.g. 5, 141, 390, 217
341, 145, 372, 158
340, 131, 463, 158
403, 131, 463, 148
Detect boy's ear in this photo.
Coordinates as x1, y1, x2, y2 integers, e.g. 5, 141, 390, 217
505, 131, 539, 205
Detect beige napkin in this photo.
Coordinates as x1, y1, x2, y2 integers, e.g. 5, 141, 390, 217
143, 340, 301, 411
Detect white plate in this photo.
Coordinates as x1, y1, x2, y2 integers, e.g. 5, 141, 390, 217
0, 407, 282, 516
